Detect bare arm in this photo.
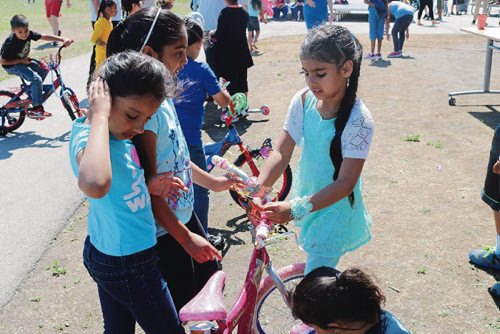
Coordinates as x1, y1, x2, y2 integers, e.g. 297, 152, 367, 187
256, 130, 296, 187
40, 35, 73, 47
327, 0, 334, 21
212, 90, 231, 109
76, 79, 112, 198
93, 0, 100, 17
263, 158, 365, 224
133, 131, 221, 262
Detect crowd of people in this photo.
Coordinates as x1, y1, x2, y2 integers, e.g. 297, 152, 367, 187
1, 0, 499, 333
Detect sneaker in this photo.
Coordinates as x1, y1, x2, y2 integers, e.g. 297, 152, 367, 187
387, 51, 402, 58
374, 53, 382, 60
365, 53, 376, 60
207, 233, 225, 251
469, 246, 500, 270
28, 106, 52, 119
488, 282, 500, 298
432, 20, 439, 25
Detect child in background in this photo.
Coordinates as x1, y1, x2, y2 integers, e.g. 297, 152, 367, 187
174, 17, 231, 236
291, 267, 410, 333
386, 0, 415, 58
364, 0, 389, 60
107, 8, 233, 311
213, 0, 254, 96
90, 0, 117, 73
468, 124, 500, 298
246, 0, 265, 51
0, 15, 72, 118
255, 25, 374, 274
122, 0, 144, 16
69, 50, 185, 333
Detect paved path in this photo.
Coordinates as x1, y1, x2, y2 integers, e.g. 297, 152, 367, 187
0, 12, 487, 308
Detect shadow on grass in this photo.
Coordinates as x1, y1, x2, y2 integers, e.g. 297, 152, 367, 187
468, 107, 500, 130
0, 130, 69, 159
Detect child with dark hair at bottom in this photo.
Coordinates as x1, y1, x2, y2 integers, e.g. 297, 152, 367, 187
291, 267, 410, 334
468, 124, 500, 298
0, 15, 72, 118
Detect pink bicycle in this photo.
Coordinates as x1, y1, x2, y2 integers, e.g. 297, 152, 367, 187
179, 156, 305, 334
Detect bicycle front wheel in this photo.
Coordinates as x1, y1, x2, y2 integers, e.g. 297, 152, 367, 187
61, 87, 82, 120
0, 90, 25, 136
230, 150, 293, 207
253, 263, 305, 334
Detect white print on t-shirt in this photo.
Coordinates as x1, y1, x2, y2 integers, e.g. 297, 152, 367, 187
342, 116, 373, 153
123, 149, 150, 213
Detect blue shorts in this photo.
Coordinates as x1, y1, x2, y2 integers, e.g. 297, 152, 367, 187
368, 7, 385, 40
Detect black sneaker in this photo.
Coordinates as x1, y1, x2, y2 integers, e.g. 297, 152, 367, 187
207, 233, 225, 251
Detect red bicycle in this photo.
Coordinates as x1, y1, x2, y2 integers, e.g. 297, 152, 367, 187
0, 45, 82, 136
179, 156, 305, 334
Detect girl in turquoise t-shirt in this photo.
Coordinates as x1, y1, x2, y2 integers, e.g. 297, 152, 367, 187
256, 25, 374, 274
69, 51, 185, 333
107, 8, 238, 311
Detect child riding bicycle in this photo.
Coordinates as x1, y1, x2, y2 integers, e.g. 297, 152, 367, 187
0, 15, 72, 119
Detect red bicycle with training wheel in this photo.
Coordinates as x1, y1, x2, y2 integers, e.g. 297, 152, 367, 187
0, 45, 82, 136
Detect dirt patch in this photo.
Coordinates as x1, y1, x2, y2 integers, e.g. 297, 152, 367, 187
1, 33, 500, 333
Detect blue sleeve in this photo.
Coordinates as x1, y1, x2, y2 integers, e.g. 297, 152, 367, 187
201, 62, 222, 96
69, 124, 90, 177
144, 108, 161, 135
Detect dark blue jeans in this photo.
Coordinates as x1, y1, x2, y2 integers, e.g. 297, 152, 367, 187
4, 61, 48, 106
83, 237, 185, 334
391, 15, 413, 52
188, 144, 210, 233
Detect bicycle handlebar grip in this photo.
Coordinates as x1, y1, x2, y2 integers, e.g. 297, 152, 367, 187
255, 223, 271, 248
211, 155, 250, 183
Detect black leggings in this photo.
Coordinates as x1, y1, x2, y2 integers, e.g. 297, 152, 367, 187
155, 213, 220, 312
418, 0, 434, 19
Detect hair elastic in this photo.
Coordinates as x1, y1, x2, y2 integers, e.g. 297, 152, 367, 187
141, 8, 162, 52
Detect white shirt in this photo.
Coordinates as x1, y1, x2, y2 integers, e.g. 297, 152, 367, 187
284, 88, 374, 159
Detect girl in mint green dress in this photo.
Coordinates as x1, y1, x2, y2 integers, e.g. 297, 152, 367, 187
256, 25, 374, 274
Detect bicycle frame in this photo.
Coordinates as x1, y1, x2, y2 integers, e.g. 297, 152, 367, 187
204, 124, 260, 176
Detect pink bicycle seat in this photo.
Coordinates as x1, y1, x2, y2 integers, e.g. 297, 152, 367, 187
179, 270, 228, 322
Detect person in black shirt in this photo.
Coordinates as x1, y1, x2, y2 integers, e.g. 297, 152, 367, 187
0, 15, 72, 118
212, 0, 253, 96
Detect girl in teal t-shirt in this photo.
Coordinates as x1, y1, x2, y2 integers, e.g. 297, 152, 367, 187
69, 51, 185, 333
256, 25, 374, 274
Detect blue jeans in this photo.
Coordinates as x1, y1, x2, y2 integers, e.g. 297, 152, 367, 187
83, 237, 185, 334
5, 61, 48, 107
188, 144, 210, 233
391, 15, 413, 52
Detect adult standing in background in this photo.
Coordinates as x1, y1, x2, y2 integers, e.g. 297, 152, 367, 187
86, 0, 122, 88
303, 0, 333, 30
45, 0, 72, 45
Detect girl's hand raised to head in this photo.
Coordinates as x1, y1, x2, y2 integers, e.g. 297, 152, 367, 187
263, 201, 292, 225
147, 172, 189, 199
88, 78, 111, 122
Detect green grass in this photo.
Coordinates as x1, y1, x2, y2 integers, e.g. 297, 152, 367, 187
402, 134, 421, 142
0, 0, 191, 82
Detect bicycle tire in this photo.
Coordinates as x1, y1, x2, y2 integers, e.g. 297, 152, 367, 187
0, 90, 25, 136
229, 150, 293, 208
61, 87, 82, 121
253, 263, 305, 334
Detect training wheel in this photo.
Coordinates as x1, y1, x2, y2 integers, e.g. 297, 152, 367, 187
448, 97, 456, 106
261, 105, 270, 115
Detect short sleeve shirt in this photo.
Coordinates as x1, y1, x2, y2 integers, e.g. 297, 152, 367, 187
144, 99, 194, 236
1, 31, 42, 68
174, 58, 221, 146
284, 88, 374, 159
388, 1, 415, 19
69, 117, 157, 256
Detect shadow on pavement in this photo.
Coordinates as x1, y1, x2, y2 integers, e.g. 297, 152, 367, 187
468, 107, 500, 130
0, 130, 70, 160
203, 101, 269, 143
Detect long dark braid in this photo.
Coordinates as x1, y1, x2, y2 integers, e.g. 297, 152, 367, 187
300, 25, 363, 207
